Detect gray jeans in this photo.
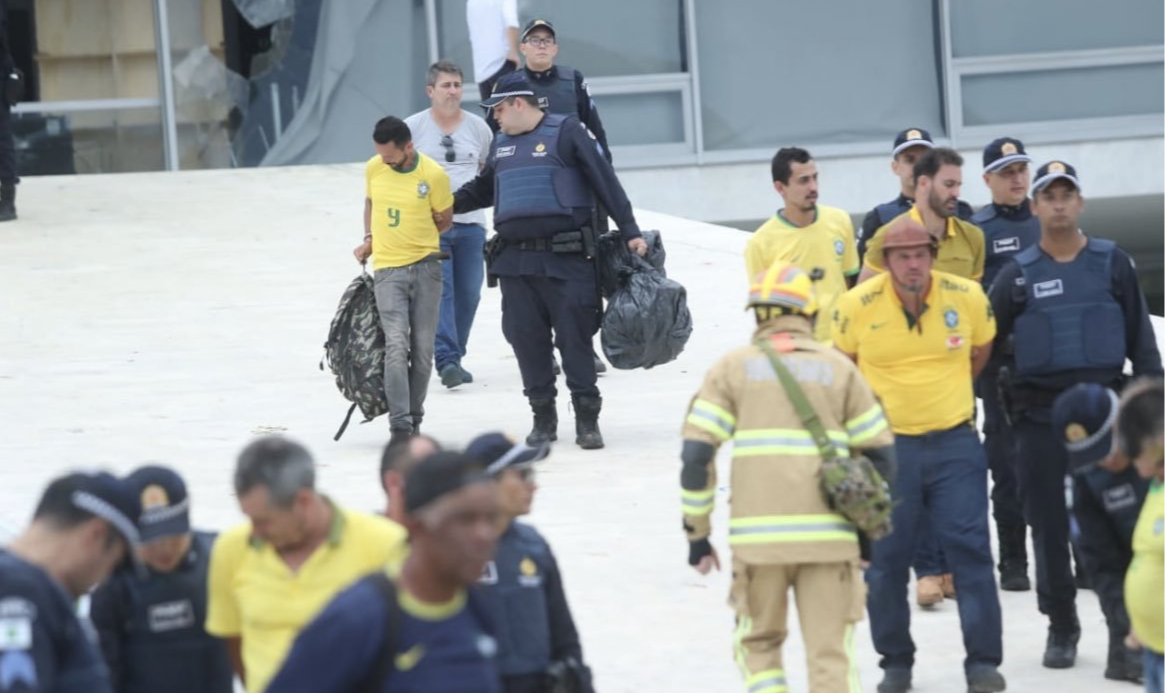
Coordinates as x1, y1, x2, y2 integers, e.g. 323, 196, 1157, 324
373, 258, 443, 431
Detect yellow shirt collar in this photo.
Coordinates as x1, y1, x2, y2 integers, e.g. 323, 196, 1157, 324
908, 205, 955, 239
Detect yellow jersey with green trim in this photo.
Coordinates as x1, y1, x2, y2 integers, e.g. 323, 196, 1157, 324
1125, 479, 1163, 653
863, 207, 985, 281
680, 316, 894, 565
831, 270, 995, 435
743, 204, 859, 342
365, 152, 453, 270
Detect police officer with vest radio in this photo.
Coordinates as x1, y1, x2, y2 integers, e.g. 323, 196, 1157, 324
989, 160, 1163, 670
89, 466, 232, 693
468, 432, 594, 693
454, 72, 646, 450
972, 137, 1041, 593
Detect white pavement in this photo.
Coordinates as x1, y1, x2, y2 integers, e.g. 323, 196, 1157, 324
0, 167, 1144, 692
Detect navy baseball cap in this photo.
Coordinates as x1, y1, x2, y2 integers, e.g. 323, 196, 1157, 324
892, 127, 934, 157
1032, 160, 1081, 193
982, 137, 1033, 173
126, 465, 191, 542
404, 451, 491, 513
45, 471, 142, 549
466, 432, 550, 476
521, 19, 556, 41
480, 72, 537, 109
1052, 383, 1119, 473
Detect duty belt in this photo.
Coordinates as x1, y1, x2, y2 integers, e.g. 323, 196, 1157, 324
512, 230, 585, 253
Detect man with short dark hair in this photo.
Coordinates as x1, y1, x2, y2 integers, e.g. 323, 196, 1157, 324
989, 161, 1162, 670
90, 465, 233, 693
0, 471, 142, 692
857, 128, 973, 261
206, 436, 407, 693
860, 147, 985, 284
354, 116, 455, 444
406, 62, 494, 390
454, 72, 647, 450
744, 147, 859, 343
380, 434, 442, 523
266, 451, 503, 693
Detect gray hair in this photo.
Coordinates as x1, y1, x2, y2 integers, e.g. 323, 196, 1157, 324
426, 60, 463, 87
234, 436, 315, 508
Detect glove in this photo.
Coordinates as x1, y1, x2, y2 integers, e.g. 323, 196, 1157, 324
688, 537, 712, 566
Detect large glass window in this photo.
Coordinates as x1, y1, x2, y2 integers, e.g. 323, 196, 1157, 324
949, 0, 1164, 58
695, 0, 946, 151
593, 91, 685, 147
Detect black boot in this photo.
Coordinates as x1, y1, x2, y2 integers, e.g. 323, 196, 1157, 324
1104, 631, 1143, 682
0, 185, 15, 222
526, 398, 557, 445
1043, 617, 1081, 669
572, 394, 604, 450
997, 523, 1031, 591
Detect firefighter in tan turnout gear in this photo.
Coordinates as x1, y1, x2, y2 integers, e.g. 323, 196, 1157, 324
680, 262, 897, 693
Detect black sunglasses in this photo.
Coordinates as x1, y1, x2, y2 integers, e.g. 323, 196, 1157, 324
441, 134, 455, 163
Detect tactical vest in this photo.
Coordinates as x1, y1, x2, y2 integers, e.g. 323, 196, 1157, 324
873, 198, 909, 231
492, 113, 594, 224
1012, 238, 1126, 378
119, 532, 232, 693
477, 522, 553, 676
529, 65, 579, 116
973, 203, 1040, 289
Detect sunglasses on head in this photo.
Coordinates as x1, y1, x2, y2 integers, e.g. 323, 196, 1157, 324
440, 135, 455, 163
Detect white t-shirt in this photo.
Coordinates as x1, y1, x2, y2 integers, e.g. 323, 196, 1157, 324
404, 109, 494, 225
466, 0, 518, 83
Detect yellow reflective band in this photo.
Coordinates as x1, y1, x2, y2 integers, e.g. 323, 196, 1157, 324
746, 668, 788, 693
845, 623, 862, 693
733, 615, 752, 682
688, 399, 736, 440
728, 514, 857, 545
681, 488, 715, 516
847, 405, 890, 445
732, 428, 849, 458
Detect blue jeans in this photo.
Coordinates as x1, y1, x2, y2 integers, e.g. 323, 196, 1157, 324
913, 522, 948, 577
866, 424, 1003, 673
434, 223, 485, 371
1144, 649, 1164, 693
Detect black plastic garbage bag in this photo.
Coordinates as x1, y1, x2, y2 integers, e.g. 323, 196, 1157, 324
598, 231, 692, 370
598, 229, 666, 299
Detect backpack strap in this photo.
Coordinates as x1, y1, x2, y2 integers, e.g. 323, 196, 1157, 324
754, 337, 837, 461
356, 571, 403, 693
334, 402, 360, 441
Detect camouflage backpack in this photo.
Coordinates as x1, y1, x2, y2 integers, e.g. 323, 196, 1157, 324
321, 273, 388, 440
756, 338, 894, 540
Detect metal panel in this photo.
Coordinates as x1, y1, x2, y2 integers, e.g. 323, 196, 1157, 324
152, 0, 179, 171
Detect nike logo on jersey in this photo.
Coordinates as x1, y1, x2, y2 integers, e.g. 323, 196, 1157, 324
395, 645, 425, 671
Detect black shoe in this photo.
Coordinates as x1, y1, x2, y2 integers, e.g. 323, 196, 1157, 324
0, 184, 14, 222
1043, 626, 1081, 669
1104, 635, 1143, 682
388, 428, 412, 447
572, 394, 604, 449
877, 668, 912, 693
998, 559, 1031, 591
593, 354, 607, 374
439, 364, 464, 389
527, 398, 558, 445
966, 667, 1006, 692
458, 365, 474, 384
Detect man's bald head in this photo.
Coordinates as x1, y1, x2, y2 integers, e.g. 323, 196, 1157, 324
380, 435, 441, 522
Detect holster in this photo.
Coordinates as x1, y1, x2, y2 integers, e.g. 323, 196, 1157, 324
483, 234, 505, 288
550, 230, 585, 254
996, 366, 1016, 427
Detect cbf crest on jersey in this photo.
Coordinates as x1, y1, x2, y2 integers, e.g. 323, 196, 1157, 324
944, 308, 959, 329
417, 181, 430, 199
834, 239, 845, 256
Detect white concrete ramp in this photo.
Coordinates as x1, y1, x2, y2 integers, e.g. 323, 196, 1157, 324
0, 167, 1134, 692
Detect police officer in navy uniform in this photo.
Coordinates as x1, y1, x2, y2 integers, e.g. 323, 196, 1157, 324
1052, 384, 1149, 683
0, 471, 142, 693
972, 137, 1041, 592
519, 20, 610, 163
857, 128, 973, 261
90, 466, 232, 693
989, 160, 1163, 670
454, 72, 647, 450
0, 0, 19, 221
468, 432, 594, 693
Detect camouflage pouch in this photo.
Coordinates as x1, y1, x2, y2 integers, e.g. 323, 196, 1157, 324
756, 338, 893, 540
